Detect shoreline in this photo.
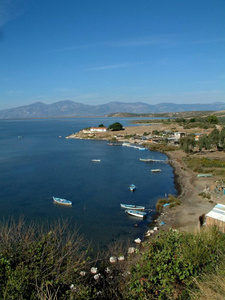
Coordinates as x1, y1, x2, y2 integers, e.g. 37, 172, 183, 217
154, 149, 225, 234
66, 126, 225, 236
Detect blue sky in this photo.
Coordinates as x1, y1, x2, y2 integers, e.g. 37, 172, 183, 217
0, 0, 224, 110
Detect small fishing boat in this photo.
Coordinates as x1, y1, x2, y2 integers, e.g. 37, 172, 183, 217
151, 169, 161, 173
125, 210, 147, 218
53, 196, 72, 206
120, 203, 145, 210
92, 159, 101, 162
129, 184, 136, 192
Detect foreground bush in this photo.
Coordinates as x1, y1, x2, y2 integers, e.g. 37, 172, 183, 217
0, 218, 130, 299
1, 218, 225, 299
123, 227, 225, 299
0, 218, 91, 299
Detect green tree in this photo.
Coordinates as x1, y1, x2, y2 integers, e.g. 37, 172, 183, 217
108, 122, 123, 131
219, 127, 225, 150
199, 134, 211, 151
209, 128, 220, 147
98, 124, 105, 127
179, 136, 196, 153
207, 115, 218, 124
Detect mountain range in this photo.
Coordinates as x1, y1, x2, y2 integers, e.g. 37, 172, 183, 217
0, 100, 225, 119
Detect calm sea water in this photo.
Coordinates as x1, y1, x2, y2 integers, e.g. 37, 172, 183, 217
0, 118, 177, 250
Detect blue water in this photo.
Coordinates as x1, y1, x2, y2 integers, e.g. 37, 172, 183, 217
0, 118, 177, 250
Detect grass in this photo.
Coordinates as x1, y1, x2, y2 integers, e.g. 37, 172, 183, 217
183, 156, 225, 176
146, 143, 178, 152
156, 194, 181, 212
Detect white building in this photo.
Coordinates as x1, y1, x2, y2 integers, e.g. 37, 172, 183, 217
90, 127, 107, 132
174, 132, 185, 139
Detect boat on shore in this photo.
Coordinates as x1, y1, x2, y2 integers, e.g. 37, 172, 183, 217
120, 203, 145, 210
129, 184, 136, 192
151, 169, 161, 173
53, 196, 72, 206
125, 209, 147, 218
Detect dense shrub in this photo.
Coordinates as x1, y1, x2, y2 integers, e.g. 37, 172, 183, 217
123, 227, 225, 299
0, 218, 90, 299
156, 195, 180, 212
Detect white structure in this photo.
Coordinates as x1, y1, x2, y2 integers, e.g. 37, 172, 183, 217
174, 132, 185, 139
90, 127, 107, 132
206, 203, 225, 233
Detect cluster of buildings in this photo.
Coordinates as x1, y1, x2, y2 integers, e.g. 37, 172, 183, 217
81, 127, 204, 146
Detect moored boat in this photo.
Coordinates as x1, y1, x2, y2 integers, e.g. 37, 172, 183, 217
53, 196, 72, 206
151, 169, 161, 173
120, 203, 145, 210
129, 184, 136, 192
125, 209, 147, 218
92, 159, 101, 162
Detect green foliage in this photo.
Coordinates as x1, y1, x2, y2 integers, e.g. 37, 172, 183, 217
124, 227, 225, 299
207, 115, 218, 124
183, 156, 225, 175
198, 192, 211, 199
1, 219, 225, 299
198, 134, 211, 151
146, 143, 177, 152
180, 136, 196, 153
108, 122, 123, 131
0, 218, 91, 299
156, 195, 180, 212
124, 134, 136, 139
219, 127, 225, 150
98, 124, 105, 127
209, 128, 220, 147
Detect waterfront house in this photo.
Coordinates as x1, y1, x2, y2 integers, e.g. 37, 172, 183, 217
90, 127, 107, 132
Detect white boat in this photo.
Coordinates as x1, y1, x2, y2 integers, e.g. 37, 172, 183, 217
125, 210, 147, 218
53, 196, 72, 206
92, 159, 101, 162
120, 203, 145, 210
151, 169, 161, 173
129, 184, 136, 192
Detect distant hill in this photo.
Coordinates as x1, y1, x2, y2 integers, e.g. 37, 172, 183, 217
0, 101, 225, 119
